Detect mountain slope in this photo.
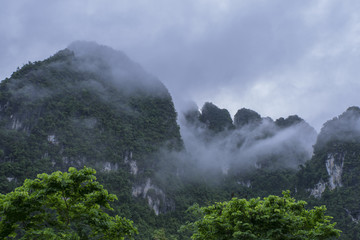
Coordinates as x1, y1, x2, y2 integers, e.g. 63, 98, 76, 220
296, 107, 360, 239
0, 42, 183, 238
2, 42, 360, 239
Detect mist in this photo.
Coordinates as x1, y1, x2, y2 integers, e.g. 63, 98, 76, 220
68, 41, 169, 97
2, 1, 360, 131
315, 106, 360, 151
159, 102, 318, 182
7, 41, 171, 111
4, 40, 354, 184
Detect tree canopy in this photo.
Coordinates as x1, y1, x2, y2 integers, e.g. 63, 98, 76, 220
183, 191, 341, 240
0, 167, 138, 239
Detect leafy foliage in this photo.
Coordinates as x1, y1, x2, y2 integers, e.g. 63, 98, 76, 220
183, 191, 340, 240
152, 228, 177, 240
0, 166, 138, 239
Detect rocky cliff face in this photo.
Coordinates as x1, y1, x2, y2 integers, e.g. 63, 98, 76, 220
308, 152, 346, 198
326, 152, 345, 190
304, 107, 360, 195
296, 107, 360, 238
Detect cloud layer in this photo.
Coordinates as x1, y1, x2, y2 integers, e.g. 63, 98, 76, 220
1, 0, 360, 129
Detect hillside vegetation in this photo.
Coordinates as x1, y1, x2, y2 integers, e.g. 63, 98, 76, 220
0, 42, 359, 239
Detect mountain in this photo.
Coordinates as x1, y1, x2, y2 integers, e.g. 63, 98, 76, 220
234, 108, 261, 128
179, 103, 360, 239
1, 42, 360, 239
0, 42, 183, 238
198, 102, 234, 132
182, 102, 317, 171
295, 106, 360, 239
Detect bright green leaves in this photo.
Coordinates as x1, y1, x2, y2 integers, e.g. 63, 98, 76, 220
183, 191, 341, 240
0, 166, 138, 239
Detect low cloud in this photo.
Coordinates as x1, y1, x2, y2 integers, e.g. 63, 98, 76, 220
158, 103, 317, 182
315, 106, 360, 150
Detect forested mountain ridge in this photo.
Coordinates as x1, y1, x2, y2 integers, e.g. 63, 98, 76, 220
295, 106, 360, 239
0, 42, 182, 172
1, 42, 360, 239
0, 42, 183, 238
181, 103, 360, 239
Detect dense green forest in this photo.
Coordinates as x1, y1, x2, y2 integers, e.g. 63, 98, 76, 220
0, 42, 360, 239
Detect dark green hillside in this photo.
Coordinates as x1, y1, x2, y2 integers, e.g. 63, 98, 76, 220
296, 107, 360, 239
0, 42, 182, 238
180, 104, 360, 239
3, 42, 360, 239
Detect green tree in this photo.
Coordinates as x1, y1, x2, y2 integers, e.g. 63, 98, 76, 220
152, 228, 177, 240
0, 167, 138, 239
182, 191, 341, 240
153, 228, 167, 240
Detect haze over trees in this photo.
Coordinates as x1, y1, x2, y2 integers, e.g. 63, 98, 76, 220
1, 42, 359, 238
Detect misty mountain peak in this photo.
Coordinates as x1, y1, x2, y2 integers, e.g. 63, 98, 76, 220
67, 41, 167, 96
234, 108, 261, 128
343, 106, 360, 119
182, 102, 201, 126
315, 106, 360, 150
0, 42, 182, 174
68, 41, 131, 66
199, 102, 234, 132
275, 115, 303, 128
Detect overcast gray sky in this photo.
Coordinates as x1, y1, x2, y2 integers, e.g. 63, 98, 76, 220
1, 0, 360, 130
